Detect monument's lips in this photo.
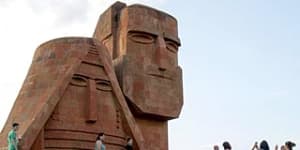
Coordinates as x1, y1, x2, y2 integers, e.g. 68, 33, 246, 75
147, 67, 177, 81
147, 73, 173, 80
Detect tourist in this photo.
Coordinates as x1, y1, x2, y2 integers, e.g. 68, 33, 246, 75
213, 145, 219, 150
252, 140, 270, 150
223, 141, 232, 150
95, 132, 105, 150
275, 145, 287, 150
125, 137, 133, 150
280, 145, 288, 150
8, 122, 19, 150
285, 141, 296, 150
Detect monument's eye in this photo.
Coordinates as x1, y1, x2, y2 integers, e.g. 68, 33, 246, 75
165, 40, 178, 53
95, 80, 112, 91
128, 31, 155, 44
70, 75, 88, 87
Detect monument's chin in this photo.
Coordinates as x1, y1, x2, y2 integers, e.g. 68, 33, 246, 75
123, 70, 183, 120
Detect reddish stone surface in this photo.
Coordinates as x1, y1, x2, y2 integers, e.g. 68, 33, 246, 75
0, 38, 145, 149
0, 2, 183, 150
94, 2, 183, 150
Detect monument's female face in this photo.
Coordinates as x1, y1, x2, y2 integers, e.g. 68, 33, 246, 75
118, 5, 183, 119
55, 51, 122, 130
44, 41, 125, 149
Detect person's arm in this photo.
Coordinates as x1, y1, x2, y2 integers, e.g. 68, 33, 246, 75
275, 145, 278, 150
251, 142, 258, 150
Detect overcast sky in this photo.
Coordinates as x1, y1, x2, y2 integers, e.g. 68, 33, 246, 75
1, 0, 300, 149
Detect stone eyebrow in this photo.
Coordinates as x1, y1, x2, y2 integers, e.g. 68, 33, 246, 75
73, 73, 89, 79
127, 29, 158, 36
163, 33, 181, 46
94, 78, 110, 82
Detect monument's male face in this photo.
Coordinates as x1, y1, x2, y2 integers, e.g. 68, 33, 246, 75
118, 5, 183, 118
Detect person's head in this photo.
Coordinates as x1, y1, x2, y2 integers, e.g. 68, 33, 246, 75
285, 141, 296, 150
222, 141, 231, 150
260, 140, 270, 150
213, 145, 219, 150
12, 122, 19, 131
127, 137, 133, 146
281, 145, 288, 150
96, 132, 105, 141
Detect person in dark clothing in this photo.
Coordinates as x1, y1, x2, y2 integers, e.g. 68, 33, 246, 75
222, 141, 232, 150
285, 141, 296, 150
252, 140, 270, 150
260, 140, 270, 150
125, 137, 133, 150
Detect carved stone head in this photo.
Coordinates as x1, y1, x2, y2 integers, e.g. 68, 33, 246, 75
115, 5, 183, 119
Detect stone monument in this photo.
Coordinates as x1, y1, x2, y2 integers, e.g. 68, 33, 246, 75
0, 2, 183, 150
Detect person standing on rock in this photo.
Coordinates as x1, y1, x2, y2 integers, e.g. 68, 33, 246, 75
8, 123, 19, 150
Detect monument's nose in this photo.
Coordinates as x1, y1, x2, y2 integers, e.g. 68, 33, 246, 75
87, 79, 97, 123
155, 36, 168, 71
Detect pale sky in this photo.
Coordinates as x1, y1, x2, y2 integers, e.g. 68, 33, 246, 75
1, 0, 300, 150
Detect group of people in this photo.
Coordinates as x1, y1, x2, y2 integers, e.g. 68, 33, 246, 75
7, 123, 133, 150
214, 141, 232, 150
251, 140, 296, 150
7, 122, 296, 150
213, 141, 296, 150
